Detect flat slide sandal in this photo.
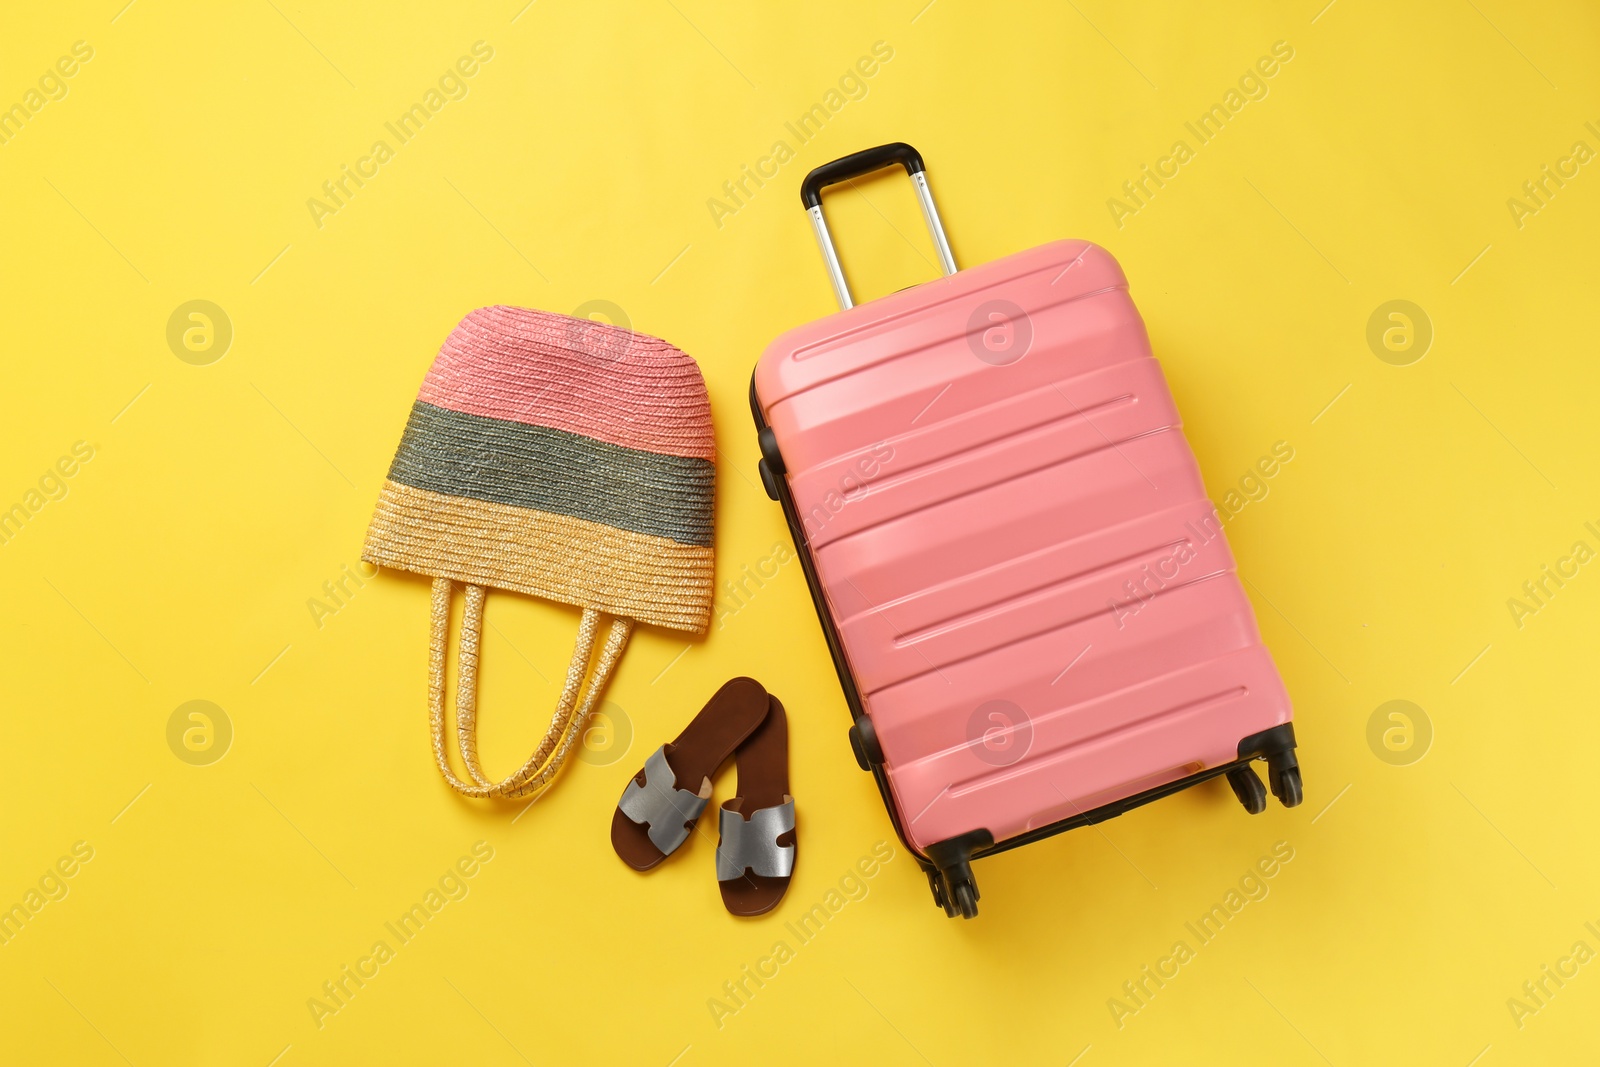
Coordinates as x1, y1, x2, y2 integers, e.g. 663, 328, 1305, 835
612, 677, 769, 872
716, 695, 795, 917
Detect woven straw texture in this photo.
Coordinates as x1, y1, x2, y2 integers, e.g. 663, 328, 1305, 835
367, 480, 712, 632
417, 304, 715, 460
362, 305, 715, 635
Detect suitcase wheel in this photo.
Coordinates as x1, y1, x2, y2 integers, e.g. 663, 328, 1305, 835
1270, 763, 1304, 808
924, 832, 992, 919
1226, 765, 1268, 815
926, 869, 954, 916
948, 877, 979, 920
930, 867, 979, 919
933, 862, 979, 920
1236, 724, 1304, 810
1265, 745, 1303, 809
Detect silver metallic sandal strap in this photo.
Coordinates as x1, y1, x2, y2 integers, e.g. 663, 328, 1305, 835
617, 746, 709, 856
716, 799, 796, 881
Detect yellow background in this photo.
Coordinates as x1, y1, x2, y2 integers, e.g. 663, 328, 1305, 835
3, 1, 1597, 1063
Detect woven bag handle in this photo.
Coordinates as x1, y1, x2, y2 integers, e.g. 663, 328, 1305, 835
427, 578, 632, 800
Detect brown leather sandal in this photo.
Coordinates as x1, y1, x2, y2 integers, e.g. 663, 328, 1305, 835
716, 694, 795, 916
611, 677, 769, 872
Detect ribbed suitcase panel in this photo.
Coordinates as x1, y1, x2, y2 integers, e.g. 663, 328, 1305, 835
768, 277, 1148, 477
867, 581, 1289, 846
884, 647, 1290, 844
817, 428, 1201, 612
830, 495, 1237, 692
790, 357, 1177, 549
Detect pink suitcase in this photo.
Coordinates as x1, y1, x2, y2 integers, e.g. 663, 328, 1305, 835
750, 144, 1301, 918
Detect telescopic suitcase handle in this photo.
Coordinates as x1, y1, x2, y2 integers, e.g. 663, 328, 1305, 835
800, 142, 958, 311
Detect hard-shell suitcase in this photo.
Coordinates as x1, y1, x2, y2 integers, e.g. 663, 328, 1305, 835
749, 144, 1302, 918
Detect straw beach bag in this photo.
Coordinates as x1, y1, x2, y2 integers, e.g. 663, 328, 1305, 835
362, 306, 715, 800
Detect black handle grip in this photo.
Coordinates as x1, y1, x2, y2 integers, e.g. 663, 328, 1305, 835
800, 142, 926, 209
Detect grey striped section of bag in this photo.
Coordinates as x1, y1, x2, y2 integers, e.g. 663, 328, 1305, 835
385, 401, 715, 546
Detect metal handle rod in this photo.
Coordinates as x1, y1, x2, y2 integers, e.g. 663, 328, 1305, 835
911, 171, 959, 277
807, 205, 854, 310
800, 142, 958, 311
